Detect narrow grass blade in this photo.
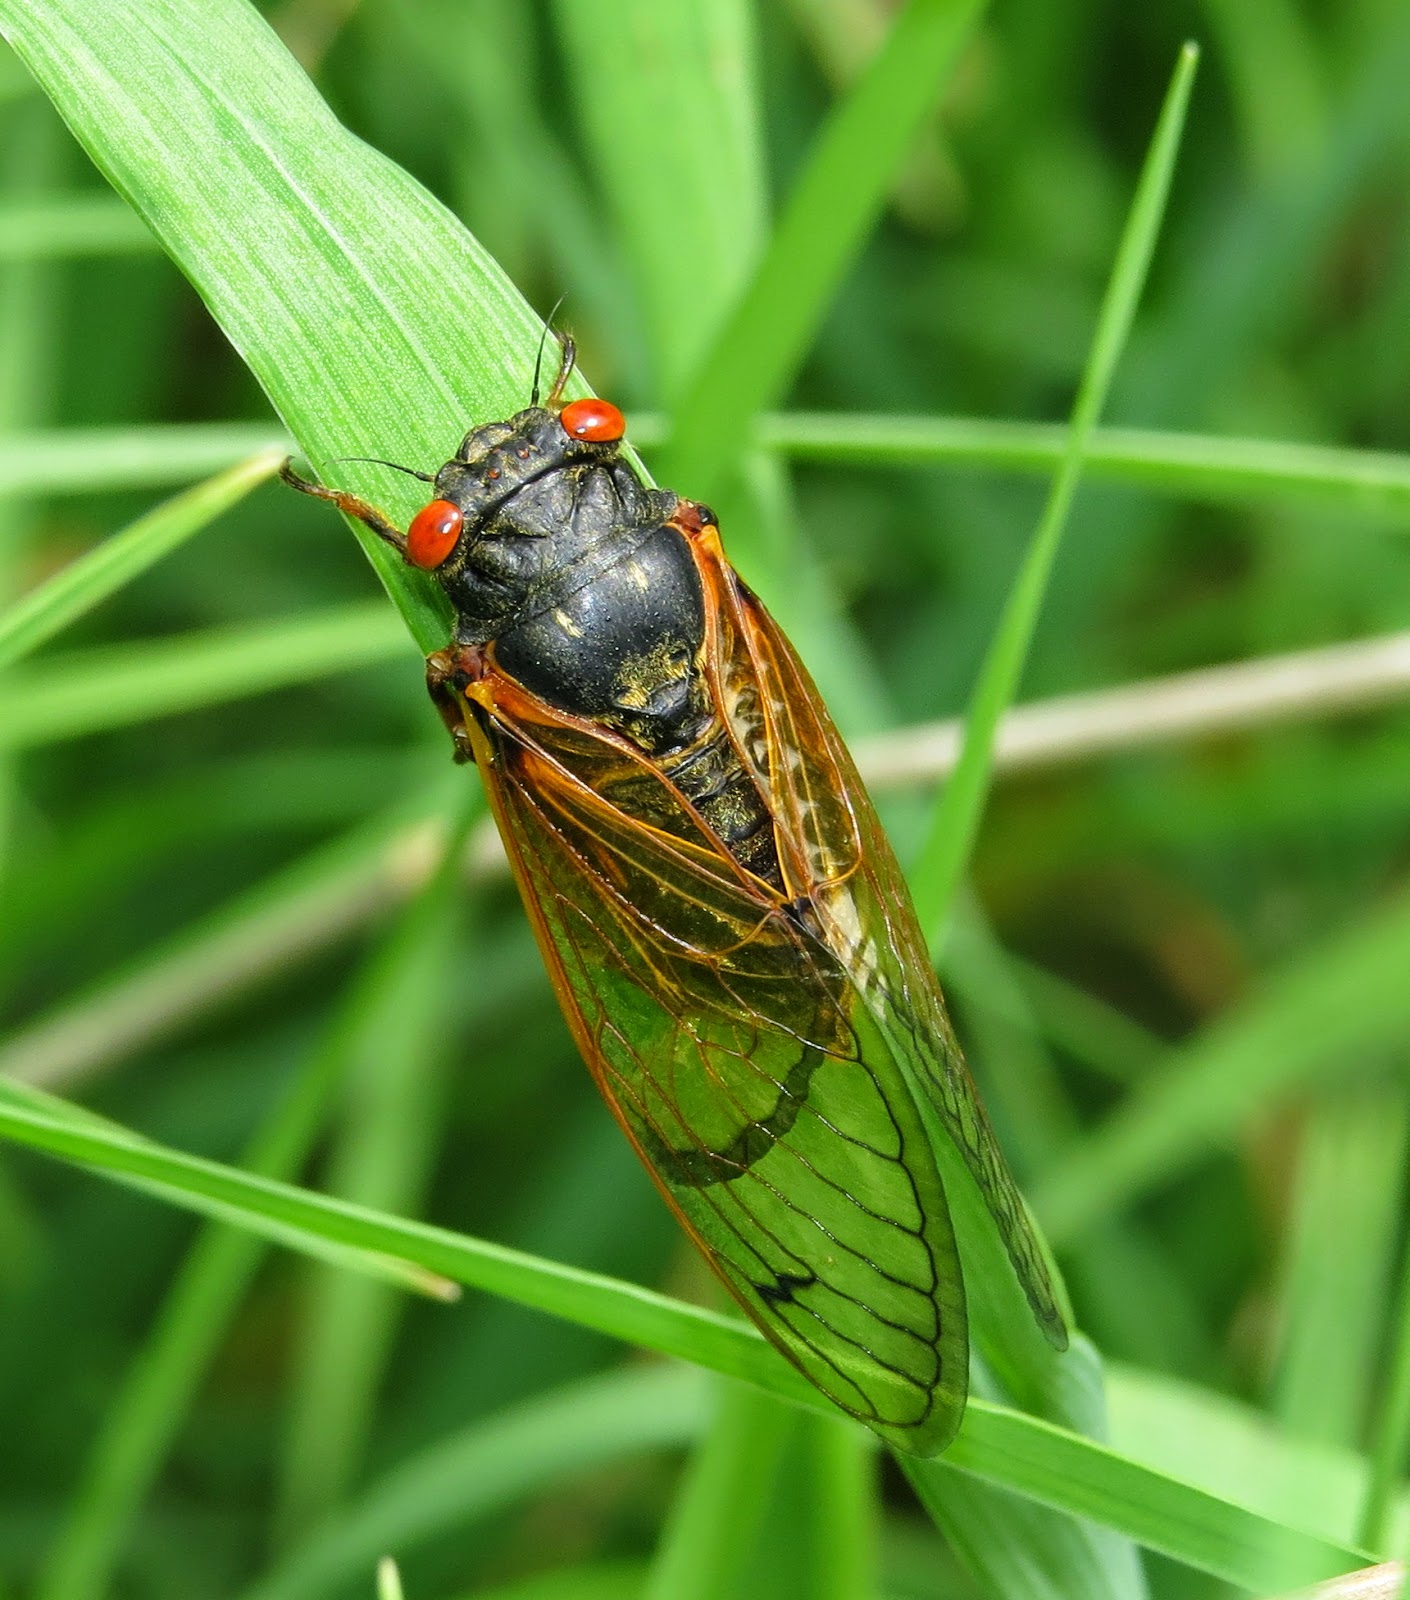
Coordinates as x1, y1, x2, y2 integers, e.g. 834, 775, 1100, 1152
908, 42, 1200, 950
743, 1411, 876, 1600
1034, 882, 1410, 1244
0, 100, 65, 906
642, 1385, 800, 1600
0, 450, 282, 668
0, 1093, 1377, 1590
654, 0, 986, 499
551, 0, 766, 402
0, 1078, 452, 1303
0, 423, 287, 496
33, 800, 473, 1600
1270, 1088, 1409, 1450
0, 1090, 808, 1401
445, 1564, 647, 1600
243, 1369, 711, 1600
935, 1405, 1370, 1593
736, 414, 1410, 518
0, 194, 158, 259
0, 601, 408, 750
376, 1558, 403, 1600
1360, 1218, 1410, 1551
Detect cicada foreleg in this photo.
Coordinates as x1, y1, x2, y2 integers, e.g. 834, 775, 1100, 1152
279, 460, 408, 558
425, 647, 483, 765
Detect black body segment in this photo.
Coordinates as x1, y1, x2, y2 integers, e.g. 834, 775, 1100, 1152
424, 404, 783, 887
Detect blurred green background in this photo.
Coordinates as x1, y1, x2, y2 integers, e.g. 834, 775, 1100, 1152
2, 1, 1410, 1597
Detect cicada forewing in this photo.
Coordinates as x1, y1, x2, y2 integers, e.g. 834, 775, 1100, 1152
451, 511, 1061, 1455
697, 527, 1070, 1356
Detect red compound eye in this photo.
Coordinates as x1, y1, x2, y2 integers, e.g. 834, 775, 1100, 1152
406, 499, 463, 569
559, 397, 626, 443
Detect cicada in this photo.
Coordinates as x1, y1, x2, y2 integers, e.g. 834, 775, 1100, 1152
283, 336, 1066, 1455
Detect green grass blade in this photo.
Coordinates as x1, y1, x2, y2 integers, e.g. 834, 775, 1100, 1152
0, 1078, 452, 1302
244, 1369, 711, 1600
0, 1089, 806, 1401
646, 1399, 874, 1600
0, 194, 158, 259
1359, 1216, 1410, 1551
0, 1092, 1376, 1591
551, 0, 766, 402
0, 423, 287, 496
907, 42, 1200, 950
934, 1402, 1369, 1592
736, 414, 1410, 515
446, 1565, 647, 1600
654, 0, 986, 499
1035, 882, 1410, 1244
1269, 1088, 1409, 1450
0, 602, 408, 750
0, 99, 65, 907
375, 1558, 403, 1600
742, 1410, 876, 1600
787, 1414, 876, 1600
0, 449, 282, 668
642, 1385, 800, 1600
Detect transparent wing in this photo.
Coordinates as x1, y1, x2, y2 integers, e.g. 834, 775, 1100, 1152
702, 538, 1068, 1352
462, 665, 968, 1456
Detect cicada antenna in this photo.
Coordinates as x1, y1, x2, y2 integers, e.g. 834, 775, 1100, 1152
334, 456, 435, 483
544, 333, 577, 411
530, 294, 568, 407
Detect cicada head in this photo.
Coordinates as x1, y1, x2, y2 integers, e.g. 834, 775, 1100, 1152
405, 392, 671, 648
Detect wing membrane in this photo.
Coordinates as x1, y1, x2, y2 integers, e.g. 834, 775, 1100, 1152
458, 515, 1064, 1456
709, 548, 1069, 1350
465, 672, 967, 1453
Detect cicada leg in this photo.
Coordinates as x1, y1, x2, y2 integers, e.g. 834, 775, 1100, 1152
425, 645, 487, 766
666, 497, 721, 558
280, 460, 408, 558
